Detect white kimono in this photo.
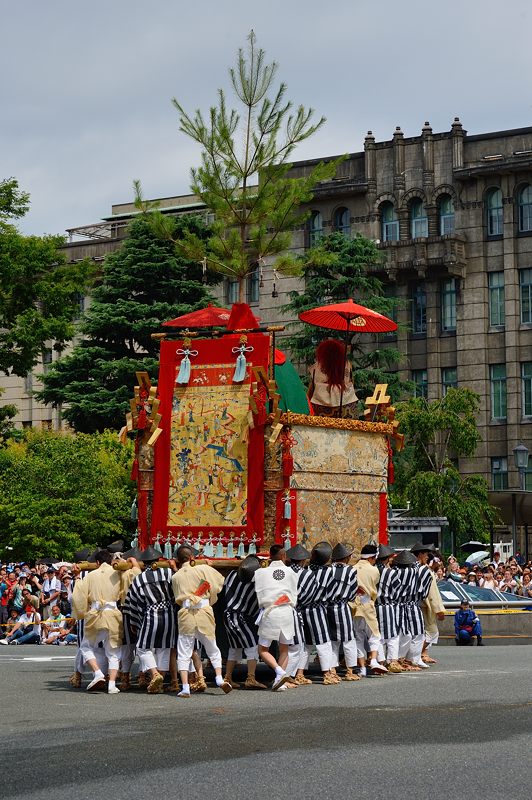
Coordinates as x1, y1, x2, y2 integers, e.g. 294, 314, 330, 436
253, 562, 298, 641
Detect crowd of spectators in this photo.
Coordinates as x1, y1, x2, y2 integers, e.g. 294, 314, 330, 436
0, 561, 77, 646
434, 553, 532, 597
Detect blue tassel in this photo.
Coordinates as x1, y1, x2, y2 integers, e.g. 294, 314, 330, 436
176, 354, 191, 384
233, 352, 246, 383
284, 498, 292, 519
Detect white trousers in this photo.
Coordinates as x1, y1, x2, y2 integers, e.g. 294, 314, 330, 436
120, 644, 136, 673
399, 632, 424, 662
137, 647, 170, 672
286, 643, 308, 676
227, 645, 258, 662
75, 645, 107, 674
178, 632, 222, 671
79, 631, 121, 671
331, 639, 358, 669
382, 635, 400, 662
306, 641, 334, 672
425, 629, 439, 647
354, 618, 380, 659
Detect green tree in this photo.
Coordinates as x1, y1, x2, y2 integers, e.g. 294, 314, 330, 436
37, 214, 214, 432
392, 388, 498, 543
0, 190, 93, 377
283, 232, 406, 401
0, 390, 17, 446
161, 30, 339, 301
0, 430, 134, 561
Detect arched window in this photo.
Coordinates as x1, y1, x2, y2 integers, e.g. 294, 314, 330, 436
308, 210, 323, 247
410, 198, 428, 238
381, 202, 399, 241
518, 185, 532, 232
486, 188, 503, 236
438, 195, 455, 235
333, 206, 350, 236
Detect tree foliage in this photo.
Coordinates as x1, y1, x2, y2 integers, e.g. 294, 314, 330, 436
0, 177, 30, 222
37, 214, 214, 432
162, 30, 340, 301
0, 430, 134, 561
283, 232, 407, 401
392, 389, 498, 543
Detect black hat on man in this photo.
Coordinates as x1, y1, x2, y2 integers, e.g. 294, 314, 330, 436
286, 543, 310, 562
107, 540, 125, 554
410, 542, 435, 555
139, 545, 164, 563
238, 555, 261, 584
310, 541, 333, 566
394, 550, 417, 567
122, 547, 144, 560
377, 544, 395, 560
73, 548, 92, 562
332, 542, 354, 561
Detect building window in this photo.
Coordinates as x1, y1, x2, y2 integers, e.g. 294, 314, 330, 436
490, 364, 507, 420
381, 202, 399, 242
410, 199, 428, 239
441, 278, 457, 332
42, 349, 53, 374
518, 185, 532, 233
227, 279, 239, 305
488, 271, 505, 327
308, 210, 323, 247
333, 207, 350, 237
412, 369, 428, 399
442, 367, 458, 395
22, 421, 32, 430
491, 457, 508, 490
411, 285, 427, 334
24, 372, 33, 394
41, 420, 52, 431
246, 266, 259, 304
438, 195, 455, 235
520, 268, 532, 323
486, 188, 503, 237
522, 362, 532, 417
525, 466, 532, 491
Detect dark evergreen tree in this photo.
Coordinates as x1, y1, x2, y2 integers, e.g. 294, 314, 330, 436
38, 214, 214, 432
283, 232, 408, 402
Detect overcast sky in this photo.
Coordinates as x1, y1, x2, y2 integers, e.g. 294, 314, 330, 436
3, 0, 532, 237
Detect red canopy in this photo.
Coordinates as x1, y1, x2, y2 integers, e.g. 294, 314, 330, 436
162, 304, 231, 328
299, 299, 397, 334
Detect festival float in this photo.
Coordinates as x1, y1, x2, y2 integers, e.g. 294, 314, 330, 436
122, 300, 403, 565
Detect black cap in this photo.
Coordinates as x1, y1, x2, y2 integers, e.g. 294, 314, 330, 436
140, 545, 164, 563
237, 555, 261, 584
86, 550, 98, 564
394, 550, 417, 567
73, 548, 92, 562
331, 542, 354, 561
122, 547, 144, 560
286, 543, 311, 562
107, 540, 125, 554
360, 544, 378, 557
377, 544, 395, 560
46, 567, 56, 573
410, 542, 435, 554
310, 541, 332, 566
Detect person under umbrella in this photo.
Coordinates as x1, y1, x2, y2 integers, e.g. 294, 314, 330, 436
308, 339, 359, 419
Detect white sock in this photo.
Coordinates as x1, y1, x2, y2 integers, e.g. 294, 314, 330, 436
359, 666, 367, 677
215, 675, 225, 687
94, 669, 104, 680
108, 680, 116, 690
275, 667, 286, 679
181, 683, 190, 694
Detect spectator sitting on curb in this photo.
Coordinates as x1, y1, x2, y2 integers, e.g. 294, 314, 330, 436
0, 605, 41, 645
454, 600, 483, 646
41, 604, 67, 644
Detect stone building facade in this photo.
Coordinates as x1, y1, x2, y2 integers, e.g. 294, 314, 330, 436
3, 119, 532, 504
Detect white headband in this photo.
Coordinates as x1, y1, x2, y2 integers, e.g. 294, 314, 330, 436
360, 553, 376, 559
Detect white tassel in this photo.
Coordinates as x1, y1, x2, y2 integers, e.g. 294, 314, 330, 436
284, 497, 292, 519
176, 354, 191, 384
233, 352, 246, 382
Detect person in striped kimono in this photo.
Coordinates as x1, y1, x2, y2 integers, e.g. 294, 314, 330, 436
394, 549, 433, 671
285, 543, 313, 686
327, 542, 360, 681
125, 546, 177, 694
223, 555, 267, 690
300, 542, 337, 685
375, 545, 403, 673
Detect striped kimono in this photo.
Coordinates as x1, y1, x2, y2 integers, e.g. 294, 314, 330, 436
223, 571, 259, 650
289, 565, 316, 645
300, 565, 332, 645
327, 563, 358, 643
376, 565, 402, 640
125, 567, 176, 650
396, 564, 433, 636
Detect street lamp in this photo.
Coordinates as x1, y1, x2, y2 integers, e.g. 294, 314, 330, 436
513, 442, 529, 490
511, 442, 530, 557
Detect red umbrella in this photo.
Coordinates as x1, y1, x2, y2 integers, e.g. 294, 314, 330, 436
298, 299, 397, 334
162, 304, 231, 328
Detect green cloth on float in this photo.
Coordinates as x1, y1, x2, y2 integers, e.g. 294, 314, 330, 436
274, 360, 311, 414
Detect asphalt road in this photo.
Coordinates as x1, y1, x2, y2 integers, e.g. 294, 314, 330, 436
1, 645, 530, 800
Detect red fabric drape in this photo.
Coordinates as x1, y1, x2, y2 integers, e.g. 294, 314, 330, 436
379, 492, 389, 545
